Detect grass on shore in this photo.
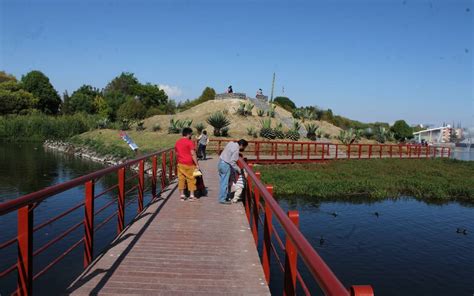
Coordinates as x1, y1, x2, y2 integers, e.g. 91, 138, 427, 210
257, 159, 474, 202
71, 129, 181, 159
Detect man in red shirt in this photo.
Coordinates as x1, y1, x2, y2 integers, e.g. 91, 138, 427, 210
175, 127, 199, 201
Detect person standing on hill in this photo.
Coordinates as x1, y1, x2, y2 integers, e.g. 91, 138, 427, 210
197, 130, 209, 160
218, 139, 248, 204
175, 127, 199, 201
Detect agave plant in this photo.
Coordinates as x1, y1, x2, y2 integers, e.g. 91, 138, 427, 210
245, 103, 254, 116
235, 102, 246, 116
207, 111, 231, 136
305, 123, 319, 140
247, 127, 256, 136
195, 122, 206, 134
301, 109, 313, 123
274, 122, 285, 139
374, 126, 394, 143
337, 129, 360, 144
267, 104, 276, 118
221, 127, 230, 137
286, 120, 301, 141
257, 109, 265, 117
259, 118, 276, 139
168, 118, 193, 134
152, 123, 161, 132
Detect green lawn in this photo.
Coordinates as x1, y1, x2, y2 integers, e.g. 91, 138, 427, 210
257, 159, 474, 202
71, 129, 180, 158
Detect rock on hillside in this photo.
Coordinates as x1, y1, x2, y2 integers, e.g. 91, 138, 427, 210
143, 99, 342, 140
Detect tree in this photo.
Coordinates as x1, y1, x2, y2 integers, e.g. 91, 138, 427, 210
0, 80, 37, 115
64, 85, 102, 114
199, 87, 216, 102
390, 120, 413, 142
135, 83, 168, 108
273, 96, 296, 111
21, 70, 61, 114
104, 72, 140, 96
0, 89, 37, 115
117, 99, 147, 122
0, 71, 17, 83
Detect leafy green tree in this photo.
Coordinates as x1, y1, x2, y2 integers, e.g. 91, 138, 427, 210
199, 87, 216, 102
0, 89, 37, 115
64, 85, 102, 114
94, 96, 110, 118
273, 96, 296, 111
21, 70, 61, 114
390, 120, 413, 142
117, 99, 147, 121
0, 71, 17, 83
104, 72, 140, 96
135, 83, 168, 108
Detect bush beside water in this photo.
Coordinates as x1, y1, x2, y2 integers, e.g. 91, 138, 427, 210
0, 113, 99, 141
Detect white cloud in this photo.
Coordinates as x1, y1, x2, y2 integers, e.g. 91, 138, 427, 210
159, 84, 183, 98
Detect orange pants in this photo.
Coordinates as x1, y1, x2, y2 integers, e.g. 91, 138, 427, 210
177, 163, 197, 192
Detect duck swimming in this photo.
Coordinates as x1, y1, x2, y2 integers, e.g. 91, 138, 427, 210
331, 212, 338, 217
319, 236, 325, 246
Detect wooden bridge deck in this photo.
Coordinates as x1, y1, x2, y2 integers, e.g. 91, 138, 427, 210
67, 158, 270, 295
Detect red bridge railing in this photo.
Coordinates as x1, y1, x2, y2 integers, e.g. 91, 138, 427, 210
209, 139, 450, 164
0, 148, 177, 296
238, 157, 374, 296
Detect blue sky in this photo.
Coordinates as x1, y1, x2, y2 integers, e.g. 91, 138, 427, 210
1, 0, 472, 126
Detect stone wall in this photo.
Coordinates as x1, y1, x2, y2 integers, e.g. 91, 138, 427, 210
215, 93, 247, 100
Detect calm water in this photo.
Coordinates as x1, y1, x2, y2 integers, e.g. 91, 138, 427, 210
0, 142, 155, 295
268, 197, 474, 296
0, 142, 473, 295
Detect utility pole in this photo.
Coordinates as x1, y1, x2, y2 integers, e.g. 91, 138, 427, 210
270, 72, 275, 103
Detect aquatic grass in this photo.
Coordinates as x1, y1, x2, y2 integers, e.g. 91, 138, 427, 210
258, 159, 474, 202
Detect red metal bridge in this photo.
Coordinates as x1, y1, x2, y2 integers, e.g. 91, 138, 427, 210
0, 140, 450, 295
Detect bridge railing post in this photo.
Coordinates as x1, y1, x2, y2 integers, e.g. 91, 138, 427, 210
335, 144, 339, 160
152, 156, 157, 198
347, 145, 351, 159
244, 164, 253, 223
252, 172, 261, 246
161, 152, 167, 188
358, 144, 362, 159
117, 167, 125, 234
284, 210, 299, 296
84, 180, 94, 268
169, 151, 173, 180
138, 160, 145, 213
262, 185, 273, 284
17, 204, 33, 296
321, 144, 325, 161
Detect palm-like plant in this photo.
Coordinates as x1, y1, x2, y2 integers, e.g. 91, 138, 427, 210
207, 111, 231, 136
267, 104, 276, 118
286, 120, 301, 141
305, 123, 319, 140
259, 118, 276, 139
236, 102, 246, 116
195, 122, 206, 134
257, 109, 265, 117
274, 122, 285, 139
301, 109, 313, 123
245, 103, 254, 116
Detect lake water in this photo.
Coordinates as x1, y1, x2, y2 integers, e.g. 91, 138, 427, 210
0, 142, 473, 295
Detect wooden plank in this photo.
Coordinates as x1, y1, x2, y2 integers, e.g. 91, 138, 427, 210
68, 158, 270, 295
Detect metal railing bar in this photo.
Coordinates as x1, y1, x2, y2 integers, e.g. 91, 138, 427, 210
0, 148, 173, 215
0, 237, 16, 250
94, 184, 119, 199
94, 212, 117, 232
0, 262, 17, 278
239, 157, 350, 296
33, 201, 84, 233
33, 220, 83, 257
32, 237, 84, 281
94, 199, 116, 216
